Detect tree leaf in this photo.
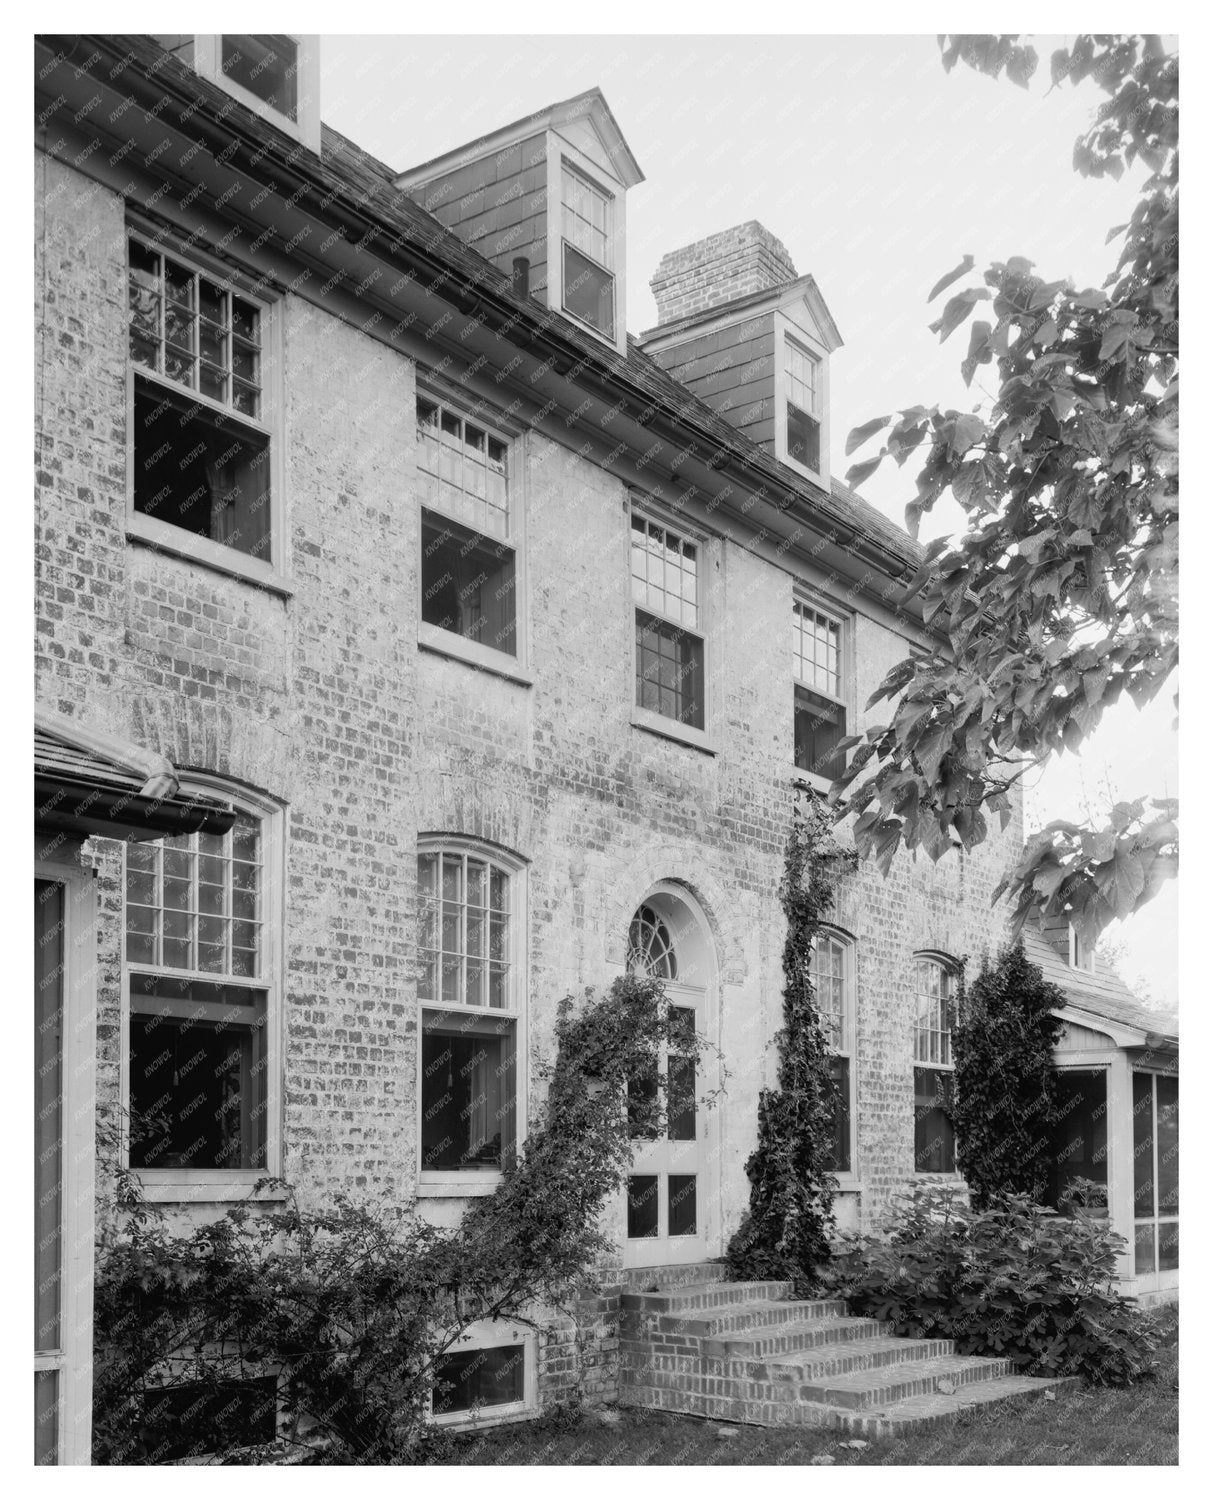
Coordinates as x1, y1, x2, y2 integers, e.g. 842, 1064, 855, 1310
845, 455, 883, 489
846, 415, 892, 456
928, 254, 976, 303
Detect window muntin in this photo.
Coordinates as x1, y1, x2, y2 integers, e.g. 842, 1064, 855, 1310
792, 603, 840, 696
418, 848, 520, 1176
127, 234, 273, 563
631, 513, 706, 731
785, 338, 823, 473
560, 166, 616, 338
417, 396, 518, 660
220, 35, 299, 121
811, 931, 854, 1174
913, 957, 957, 1173
124, 812, 270, 1174
627, 903, 678, 981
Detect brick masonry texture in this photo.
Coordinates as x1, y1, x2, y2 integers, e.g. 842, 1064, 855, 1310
651, 222, 798, 326
37, 146, 1020, 1409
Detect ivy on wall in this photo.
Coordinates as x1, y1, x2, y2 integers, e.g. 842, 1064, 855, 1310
725, 791, 856, 1291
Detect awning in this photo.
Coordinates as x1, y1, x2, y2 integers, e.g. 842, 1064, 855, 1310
35, 710, 236, 842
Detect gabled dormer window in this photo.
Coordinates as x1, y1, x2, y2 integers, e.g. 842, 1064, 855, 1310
785, 337, 822, 474
561, 164, 615, 339
153, 34, 321, 154
1068, 923, 1096, 972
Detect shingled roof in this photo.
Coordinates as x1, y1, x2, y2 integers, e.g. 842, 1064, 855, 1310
319, 109, 924, 575
1022, 928, 1178, 1045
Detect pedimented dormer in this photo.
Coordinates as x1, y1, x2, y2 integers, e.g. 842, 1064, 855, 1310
639, 223, 843, 490
151, 35, 322, 153
395, 89, 644, 356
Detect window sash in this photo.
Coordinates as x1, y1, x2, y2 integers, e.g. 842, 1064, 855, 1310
561, 166, 612, 268
786, 339, 821, 416
631, 513, 699, 629
417, 851, 513, 1012
792, 602, 843, 699
416, 397, 510, 541
913, 960, 953, 1065
914, 1066, 956, 1173
128, 234, 264, 422
635, 610, 705, 730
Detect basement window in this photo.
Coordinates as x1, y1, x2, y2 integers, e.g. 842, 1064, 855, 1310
126, 233, 276, 574
432, 1320, 535, 1424
417, 396, 520, 663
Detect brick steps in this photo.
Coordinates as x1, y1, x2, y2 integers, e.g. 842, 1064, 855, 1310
618, 1267, 1078, 1434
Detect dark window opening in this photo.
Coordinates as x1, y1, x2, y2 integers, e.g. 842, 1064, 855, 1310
627, 1174, 659, 1238
140, 1376, 278, 1461
421, 510, 517, 656
128, 978, 267, 1172
914, 1066, 955, 1173
667, 1175, 697, 1238
794, 684, 846, 781
636, 610, 704, 729
1045, 1070, 1109, 1210
825, 1055, 851, 1174
421, 1023, 516, 1172
434, 1343, 525, 1416
133, 378, 271, 561
787, 400, 821, 471
221, 35, 299, 120
562, 242, 615, 338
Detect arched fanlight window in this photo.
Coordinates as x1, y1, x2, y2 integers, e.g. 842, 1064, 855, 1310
627, 903, 678, 981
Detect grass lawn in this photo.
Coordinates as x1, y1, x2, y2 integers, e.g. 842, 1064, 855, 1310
440, 1311, 1177, 1467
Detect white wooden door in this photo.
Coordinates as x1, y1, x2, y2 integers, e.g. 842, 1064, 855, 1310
623, 980, 711, 1267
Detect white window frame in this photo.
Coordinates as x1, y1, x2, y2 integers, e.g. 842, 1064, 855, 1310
119, 782, 285, 1204
415, 382, 532, 685
629, 498, 716, 754
544, 137, 629, 356
416, 838, 529, 1198
190, 35, 322, 153
912, 954, 961, 1177
124, 223, 288, 594
811, 927, 859, 1188
775, 314, 831, 486
791, 591, 851, 792
429, 1318, 538, 1429
1068, 922, 1096, 971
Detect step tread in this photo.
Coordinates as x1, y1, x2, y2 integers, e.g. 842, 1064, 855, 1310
759, 1335, 955, 1374
622, 1280, 795, 1310
703, 1312, 883, 1346
814, 1352, 1009, 1393
856, 1373, 1080, 1427
672, 1298, 849, 1328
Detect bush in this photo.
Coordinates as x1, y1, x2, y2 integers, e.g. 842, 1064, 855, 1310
825, 1183, 1159, 1386
93, 974, 706, 1464
952, 940, 1066, 1209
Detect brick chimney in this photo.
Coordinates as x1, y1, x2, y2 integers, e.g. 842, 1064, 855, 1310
649, 221, 798, 326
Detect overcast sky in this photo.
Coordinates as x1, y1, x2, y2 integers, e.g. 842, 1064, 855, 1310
317, 32, 1178, 1010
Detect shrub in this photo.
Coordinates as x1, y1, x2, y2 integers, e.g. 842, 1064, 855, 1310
952, 940, 1066, 1209
825, 1183, 1159, 1386
93, 974, 704, 1464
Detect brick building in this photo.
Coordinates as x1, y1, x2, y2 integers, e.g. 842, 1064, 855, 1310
33, 34, 1173, 1462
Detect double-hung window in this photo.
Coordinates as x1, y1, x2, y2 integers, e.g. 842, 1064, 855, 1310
417, 843, 523, 1183
632, 511, 706, 734
793, 598, 848, 783
913, 956, 957, 1173
785, 337, 823, 475
560, 164, 615, 339
417, 395, 520, 665
123, 801, 278, 1184
127, 231, 277, 575
812, 930, 856, 1176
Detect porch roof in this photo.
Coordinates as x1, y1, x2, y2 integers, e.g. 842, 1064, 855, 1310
1022, 928, 1178, 1049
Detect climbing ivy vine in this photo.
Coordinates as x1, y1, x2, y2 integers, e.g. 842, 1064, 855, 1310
725, 791, 856, 1290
